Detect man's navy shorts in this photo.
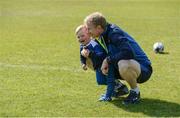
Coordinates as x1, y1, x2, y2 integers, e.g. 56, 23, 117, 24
137, 64, 153, 83
114, 63, 152, 83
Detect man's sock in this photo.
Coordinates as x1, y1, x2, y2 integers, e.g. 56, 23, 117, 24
131, 87, 140, 94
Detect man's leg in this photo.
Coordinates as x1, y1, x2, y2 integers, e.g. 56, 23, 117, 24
118, 59, 141, 104
118, 59, 141, 89
113, 79, 129, 97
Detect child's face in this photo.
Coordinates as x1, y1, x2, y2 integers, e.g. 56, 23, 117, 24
76, 27, 91, 45
86, 23, 103, 38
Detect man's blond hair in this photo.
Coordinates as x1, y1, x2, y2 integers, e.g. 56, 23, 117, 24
75, 24, 86, 35
84, 12, 107, 30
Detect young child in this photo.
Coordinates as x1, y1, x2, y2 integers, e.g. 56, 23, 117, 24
75, 25, 128, 101
75, 24, 107, 85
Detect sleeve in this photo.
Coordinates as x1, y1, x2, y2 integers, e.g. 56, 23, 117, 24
107, 33, 134, 64
105, 64, 116, 98
88, 45, 107, 67
80, 46, 86, 65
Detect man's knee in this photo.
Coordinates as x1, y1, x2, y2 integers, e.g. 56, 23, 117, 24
118, 59, 141, 79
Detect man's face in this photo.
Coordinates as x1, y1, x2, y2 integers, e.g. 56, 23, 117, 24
76, 27, 91, 45
86, 23, 100, 38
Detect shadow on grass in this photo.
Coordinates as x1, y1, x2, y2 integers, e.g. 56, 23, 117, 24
157, 51, 169, 55
111, 98, 180, 117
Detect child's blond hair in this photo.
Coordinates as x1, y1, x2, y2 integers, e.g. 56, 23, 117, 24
75, 24, 86, 35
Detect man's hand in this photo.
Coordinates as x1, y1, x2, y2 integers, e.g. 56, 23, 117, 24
81, 49, 90, 58
101, 58, 109, 75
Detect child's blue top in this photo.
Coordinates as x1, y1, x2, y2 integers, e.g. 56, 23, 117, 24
80, 40, 107, 70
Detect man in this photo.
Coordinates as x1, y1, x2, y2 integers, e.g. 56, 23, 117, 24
84, 12, 153, 104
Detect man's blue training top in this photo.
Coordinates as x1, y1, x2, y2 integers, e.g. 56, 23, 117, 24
101, 23, 151, 67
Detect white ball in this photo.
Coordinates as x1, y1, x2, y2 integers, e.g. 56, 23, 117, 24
153, 42, 164, 53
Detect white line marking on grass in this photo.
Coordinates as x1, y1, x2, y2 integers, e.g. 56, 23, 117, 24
0, 62, 88, 73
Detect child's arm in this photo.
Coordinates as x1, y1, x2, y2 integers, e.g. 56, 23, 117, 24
81, 46, 94, 70
80, 47, 87, 70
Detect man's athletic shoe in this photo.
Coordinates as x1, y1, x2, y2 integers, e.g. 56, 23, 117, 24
122, 90, 140, 105
114, 84, 129, 97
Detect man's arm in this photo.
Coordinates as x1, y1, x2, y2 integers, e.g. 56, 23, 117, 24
88, 45, 107, 68
106, 33, 134, 64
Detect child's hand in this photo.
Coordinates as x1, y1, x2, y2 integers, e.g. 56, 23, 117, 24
86, 58, 93, 70
82, 64, 87, 71
81, 49, 90, 58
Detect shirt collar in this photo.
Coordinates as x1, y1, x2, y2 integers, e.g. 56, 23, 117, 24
100, 22, 109, 38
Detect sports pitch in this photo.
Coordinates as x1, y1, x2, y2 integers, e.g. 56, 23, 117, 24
0, 0, 180, 117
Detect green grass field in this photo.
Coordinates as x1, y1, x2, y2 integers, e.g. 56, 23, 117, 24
0, 0, 180, 117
